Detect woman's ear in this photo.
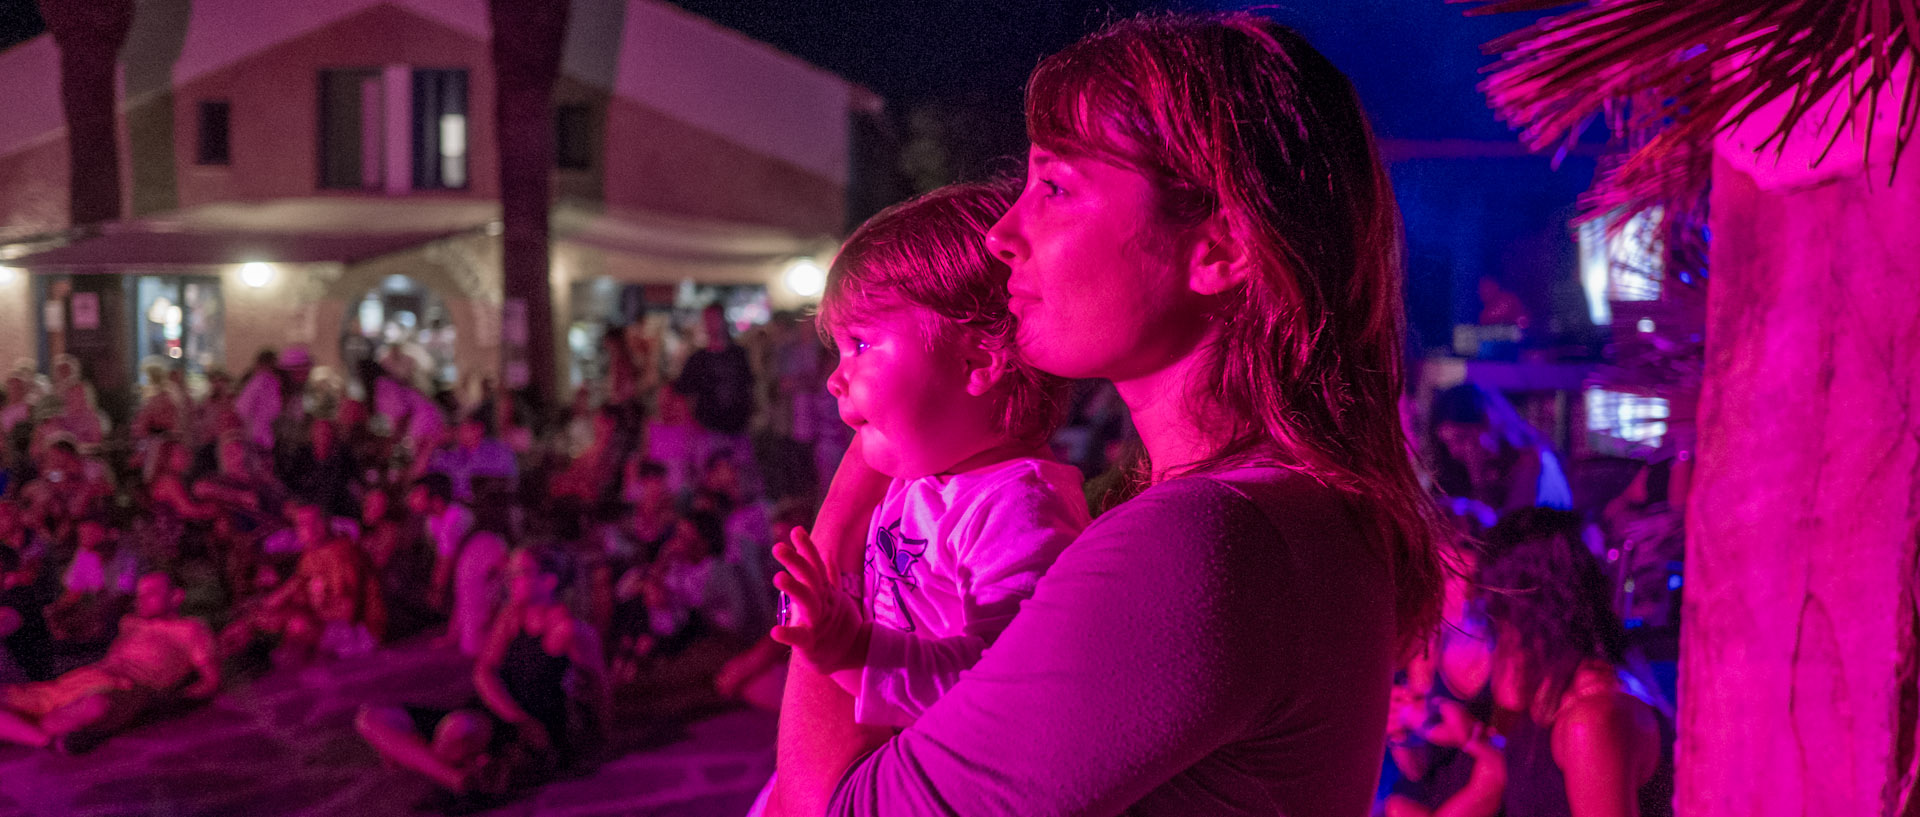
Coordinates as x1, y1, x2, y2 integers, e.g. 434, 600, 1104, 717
963, 344, 1015, 398
1186, 214, 1251, 296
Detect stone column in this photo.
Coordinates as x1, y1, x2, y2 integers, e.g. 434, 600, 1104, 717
1678, 149, 1920, 814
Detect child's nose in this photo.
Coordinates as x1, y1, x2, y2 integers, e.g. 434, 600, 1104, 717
826, 361, 849, 399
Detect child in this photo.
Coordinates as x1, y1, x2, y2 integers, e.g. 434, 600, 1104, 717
756, 182, 1090, 812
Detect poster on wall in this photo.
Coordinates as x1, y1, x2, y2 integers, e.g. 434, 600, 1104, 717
70, 293, 99, 330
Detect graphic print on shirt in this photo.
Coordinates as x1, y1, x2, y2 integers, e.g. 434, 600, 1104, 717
866, 518, 928, 633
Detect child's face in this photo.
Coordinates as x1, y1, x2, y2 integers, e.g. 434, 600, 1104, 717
826, 309, 991, 478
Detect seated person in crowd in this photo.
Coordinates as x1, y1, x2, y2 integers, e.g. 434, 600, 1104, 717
356, 546, 607, 808
20, 438, 115, 545
425, 412, 518, 505
611, 511, 744, 681
359, 487, 436, 640
194, 435, 288, 596
46, 518, 139, 645
221, 513, 386, 665
607, 458, 679, 566
447, 502, 511, 657
0, 547, 56, 684
277, 417, 361, 521
407, 474, 472, 618
0, 571, 218, 752
713, 498, 816, 712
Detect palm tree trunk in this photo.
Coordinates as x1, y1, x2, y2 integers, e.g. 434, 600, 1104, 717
37, 0, 135, 417
488, 0, 569, 412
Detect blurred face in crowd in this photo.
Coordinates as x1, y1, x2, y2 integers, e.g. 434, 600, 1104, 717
701, 458, 739, 500
4, 375, 25, 403
405, 485, 435, 516
164, 442, 193, 477
217, 439, 250, 475
622, 461, 671, 510
456, 417, 486, 450
0, 502, 19, 540
664, 520, 710, 563
77, 520, 111, 552
133, 573, 179, 618
362, 490, 389, 525
505, 550, 557, 606
290, 503, 327, 546
311, 418, 338, 452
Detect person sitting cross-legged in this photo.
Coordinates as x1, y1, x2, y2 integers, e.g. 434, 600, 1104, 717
0, 571, 218, 753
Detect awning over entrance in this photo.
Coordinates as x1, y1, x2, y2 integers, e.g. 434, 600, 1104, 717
7, 228, 466, 270
3, 197, 834, 284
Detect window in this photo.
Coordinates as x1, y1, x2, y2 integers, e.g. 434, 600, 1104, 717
318, 68, 384, 189
412, 69, 468, 189
1585, 388, 1668, 453
556, 104, 594, 170
196, 101, 231, 165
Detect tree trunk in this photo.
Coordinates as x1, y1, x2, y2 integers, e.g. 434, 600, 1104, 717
37, 0, 135, 417
1678, 154, 1920, 816
488, 0, 569, 412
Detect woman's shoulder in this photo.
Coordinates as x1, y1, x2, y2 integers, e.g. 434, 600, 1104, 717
1111, 464, 1351, 535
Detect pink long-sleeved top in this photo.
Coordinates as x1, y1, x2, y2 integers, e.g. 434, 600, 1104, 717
829, 465, 1397, 816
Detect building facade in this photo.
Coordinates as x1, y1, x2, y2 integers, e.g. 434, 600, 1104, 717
0, 0, 873, 393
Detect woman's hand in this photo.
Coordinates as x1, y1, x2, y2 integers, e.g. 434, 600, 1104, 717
770, 525, 870, 675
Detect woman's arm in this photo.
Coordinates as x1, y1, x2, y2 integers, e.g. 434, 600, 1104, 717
768, 434, 894, 817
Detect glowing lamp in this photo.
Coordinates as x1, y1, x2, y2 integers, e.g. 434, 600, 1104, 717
784, 258, 826, 298
241, 262, 275, 288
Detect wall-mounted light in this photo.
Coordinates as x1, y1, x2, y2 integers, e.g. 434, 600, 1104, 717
241, 261, 275, 288
783, 258, 826, 299
0, 266, 17, 285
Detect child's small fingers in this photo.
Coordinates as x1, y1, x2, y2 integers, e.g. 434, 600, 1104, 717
790, 526, 833, 582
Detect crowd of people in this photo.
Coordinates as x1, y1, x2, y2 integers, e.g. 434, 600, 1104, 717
0, 299, 855, 810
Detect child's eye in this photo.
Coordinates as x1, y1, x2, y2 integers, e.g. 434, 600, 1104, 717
846, 337, 870, 355
1038, 178, 1066, 198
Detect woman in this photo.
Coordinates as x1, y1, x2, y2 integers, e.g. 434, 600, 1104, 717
769, 13, 1444, 816
356, 545, 608, 806
1385, 537, 1498, 817
1465, 509, 1673, 817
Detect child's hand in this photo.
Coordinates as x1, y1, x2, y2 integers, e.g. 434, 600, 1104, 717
769, 526, 868, 674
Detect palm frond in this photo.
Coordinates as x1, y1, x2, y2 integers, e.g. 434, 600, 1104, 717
1456, 0, 1920, 220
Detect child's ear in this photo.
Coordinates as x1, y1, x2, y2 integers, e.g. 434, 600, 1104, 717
963, 344, 1015, 398
1187, 213, 1250, 296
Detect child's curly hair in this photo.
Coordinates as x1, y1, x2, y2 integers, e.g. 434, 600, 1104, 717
818, 181, 1068, 444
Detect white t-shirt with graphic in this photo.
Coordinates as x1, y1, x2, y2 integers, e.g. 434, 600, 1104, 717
846, 457, 1089, 729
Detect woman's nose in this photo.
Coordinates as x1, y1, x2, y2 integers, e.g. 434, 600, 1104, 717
985, 205, 1026, 264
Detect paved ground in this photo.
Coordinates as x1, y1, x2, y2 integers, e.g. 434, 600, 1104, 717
0, 641, 775, 817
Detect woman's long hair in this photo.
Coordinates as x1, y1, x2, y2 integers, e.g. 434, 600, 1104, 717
1026, 12, 1445, 653
1479, 509, 1627, 720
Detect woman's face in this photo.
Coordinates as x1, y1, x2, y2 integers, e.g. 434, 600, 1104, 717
986, 145, 1217, 384
362, 491, 388, 523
